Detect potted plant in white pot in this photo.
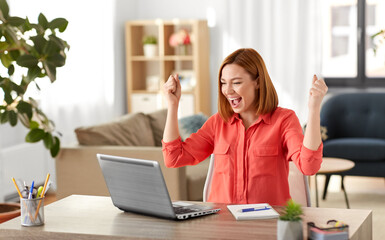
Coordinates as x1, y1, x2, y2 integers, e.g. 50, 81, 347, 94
142, 35, 157, 57
277, 199, 304, 240
0, 0, 69, 222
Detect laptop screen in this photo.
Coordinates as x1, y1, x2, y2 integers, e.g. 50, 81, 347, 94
97, 154, 176, 219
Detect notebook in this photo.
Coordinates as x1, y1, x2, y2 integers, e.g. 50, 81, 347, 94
97, 154, 220, 220
227, 203, 279, 220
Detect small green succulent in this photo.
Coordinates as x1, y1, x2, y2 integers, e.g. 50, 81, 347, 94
279, 199, 303, 222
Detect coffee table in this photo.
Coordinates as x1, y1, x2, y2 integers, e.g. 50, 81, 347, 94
315, 157, 355, 208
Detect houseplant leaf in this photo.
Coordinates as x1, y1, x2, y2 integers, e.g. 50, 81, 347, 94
49, 18, 68, 32
38, 13, 48, 30
0, 0, 10, 20
16, 55, 39, 68
25, 128, 46, 143
50, 136, 60, 157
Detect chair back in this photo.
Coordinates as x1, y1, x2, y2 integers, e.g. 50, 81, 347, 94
288, 161, 311, 207
203, 156, 311, 207
321, 92, 385, 139
203, 155, 215, 202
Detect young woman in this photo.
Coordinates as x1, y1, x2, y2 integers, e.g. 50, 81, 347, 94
162, 48, 328, 205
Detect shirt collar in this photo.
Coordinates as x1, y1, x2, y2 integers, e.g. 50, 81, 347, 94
229, 112, 272, 125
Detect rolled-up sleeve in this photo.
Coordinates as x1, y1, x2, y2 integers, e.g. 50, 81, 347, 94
162, 115, 216, 168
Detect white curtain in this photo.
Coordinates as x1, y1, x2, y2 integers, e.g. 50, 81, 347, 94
8, 0, 120, 144
218, 0, 322, 124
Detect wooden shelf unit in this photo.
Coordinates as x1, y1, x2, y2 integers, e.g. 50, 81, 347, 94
125, 19, 211, 117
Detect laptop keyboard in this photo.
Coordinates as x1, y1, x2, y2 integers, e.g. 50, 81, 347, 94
173, 206, 199, 214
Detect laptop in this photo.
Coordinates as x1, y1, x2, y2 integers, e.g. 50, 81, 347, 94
97, 154, 221, 220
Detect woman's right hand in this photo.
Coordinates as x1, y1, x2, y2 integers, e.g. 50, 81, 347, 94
163, 74, 181, 107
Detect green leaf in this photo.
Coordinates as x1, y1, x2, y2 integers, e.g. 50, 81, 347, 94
0, 41, 8, 51
43, 132, 53, 149
8, 110, 17, 126
27, 66, 42, 81
0, 110, 8, 123
10, 81, 24, 95
7, 64, 14, 75
29, 120, 39, 129
8, 17, 25, 27
38, 13, 48, 29
43, 40, 60, 56
0, 0, 10, 20
49, 18, 68, 33
9, 50, 21, 60
48, 35, 67, 50
16, 101, 33, 119
46, 53, 65, 67
0, 53, 13, 68
4, 25, 18, 44
22, 17, 32, 32
25, 128, 46, 143
31, 35, 47, 54
43, 62, 56, 82
50, 136, 60, 157
3, 90, 12, 104
16, 54, 39, 68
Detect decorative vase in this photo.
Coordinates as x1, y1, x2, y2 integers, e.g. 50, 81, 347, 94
179, 45, 187, 55
277, 219, 303, 240
0, 202, 21, 223
143, 44, 157, 57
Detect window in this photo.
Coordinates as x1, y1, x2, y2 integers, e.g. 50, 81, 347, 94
321, 0, 385, 87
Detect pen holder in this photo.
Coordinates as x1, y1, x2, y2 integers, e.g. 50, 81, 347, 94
20, 197, 45, 226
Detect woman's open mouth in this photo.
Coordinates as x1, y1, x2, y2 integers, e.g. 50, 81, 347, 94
228, 97, 242, 108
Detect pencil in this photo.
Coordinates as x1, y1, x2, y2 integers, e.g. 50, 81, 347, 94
34, 173, 50, 220
12, 177, 34, 222
11, 177, 23, 198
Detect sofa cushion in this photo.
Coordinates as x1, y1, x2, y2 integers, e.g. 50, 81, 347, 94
75, 113, 155, 146
147, 109, 167, 146
178, 113, 208, 141
186, 158, 210, 201
323, 138, 385, 162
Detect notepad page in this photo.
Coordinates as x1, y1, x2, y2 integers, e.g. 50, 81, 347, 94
227, 203, 280, 220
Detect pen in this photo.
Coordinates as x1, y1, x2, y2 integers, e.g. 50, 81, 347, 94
240, 206, 271, 212
28, 181, 34, 199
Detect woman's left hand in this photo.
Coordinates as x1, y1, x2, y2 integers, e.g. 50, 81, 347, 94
308, 74, 328, 111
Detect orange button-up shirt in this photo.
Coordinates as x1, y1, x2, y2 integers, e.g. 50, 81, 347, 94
162, 107, 323, 206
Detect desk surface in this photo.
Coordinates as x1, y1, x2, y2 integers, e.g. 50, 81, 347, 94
0, 195, 372, 240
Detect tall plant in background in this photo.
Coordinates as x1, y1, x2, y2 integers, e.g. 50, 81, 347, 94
0, 0, 69, 157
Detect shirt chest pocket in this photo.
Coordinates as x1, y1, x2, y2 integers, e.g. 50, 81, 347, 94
213, 143, 231, 174
249, 146, 278, 177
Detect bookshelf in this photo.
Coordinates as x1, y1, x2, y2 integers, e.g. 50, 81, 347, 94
125, 19, 211, 117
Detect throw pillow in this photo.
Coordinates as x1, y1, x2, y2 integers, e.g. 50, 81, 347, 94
178, 113, 209, 141
75, 113, 155, 146
146, 109, 167, 146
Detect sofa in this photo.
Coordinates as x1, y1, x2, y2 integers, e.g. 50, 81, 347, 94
320, 92, 385, 198
55, 109, 210, 201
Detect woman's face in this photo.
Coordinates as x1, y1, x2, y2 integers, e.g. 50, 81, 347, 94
221, 64, 259, 115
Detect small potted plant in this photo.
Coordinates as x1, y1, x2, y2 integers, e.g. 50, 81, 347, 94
169, 29, 191, 55
142, 35, 157, 57
277, 199, 304, 240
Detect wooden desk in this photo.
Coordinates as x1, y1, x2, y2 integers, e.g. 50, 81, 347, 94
0, 195, 372, 240
315, 157, 355, 208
